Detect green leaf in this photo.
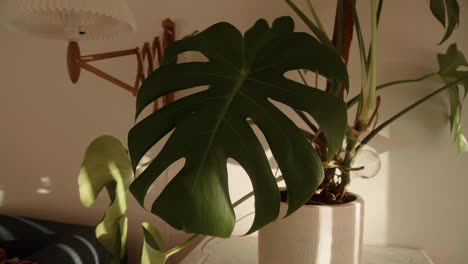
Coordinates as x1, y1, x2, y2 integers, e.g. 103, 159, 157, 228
347, 72, 438, 109
362, 46, 468, 154
141, 223, 167, 264
129, 17, 348, 238
438, 44, 468, 76
78, 136, 133, 259
437, 44, 468, 154
361, 76, 468, 148
430, 0, 447, 27
429, 0, 460, 44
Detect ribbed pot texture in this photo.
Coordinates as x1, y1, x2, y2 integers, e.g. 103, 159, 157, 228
258, 194, 364, 264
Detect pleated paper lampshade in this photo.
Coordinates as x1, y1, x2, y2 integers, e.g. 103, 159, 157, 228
0, 0, 137, 40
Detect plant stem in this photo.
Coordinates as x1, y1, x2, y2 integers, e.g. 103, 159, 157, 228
137, 159, 153, 169
342, 127, 358, 185
366, 0, 384, 70
368, 0, 378, 112
335, 0, 344, 55
285, 0, 334, 49
349, 1, 367, 68
349, 0, 369, 128
326, 0, 355, 97
295, 70, 320, 133
347, 72, 438, 108
248, 118, 316, 141
304, 0, 327, 33
355, 0, 378, 130
343, 0, 378, 184
295, 109, 319, 133
297, 70, 309, 86
165, 234, 198, 258
376, 73, 438, 90
360, 75, 468, 147
376, 0, 384, 26
233, 176, 284, 208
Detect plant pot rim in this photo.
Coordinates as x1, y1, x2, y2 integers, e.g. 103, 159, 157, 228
279, 190, 364, 208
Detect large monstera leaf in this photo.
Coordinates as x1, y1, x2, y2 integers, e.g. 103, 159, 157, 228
129, 17, 348, 238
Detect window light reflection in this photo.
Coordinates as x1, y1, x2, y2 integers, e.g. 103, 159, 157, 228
36, 176, 52, 194
0, 186, 4, 207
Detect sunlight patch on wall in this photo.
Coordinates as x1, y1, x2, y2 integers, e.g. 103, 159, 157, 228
227, 158, 255, 236
36, 176, 52, 195
227, 147, 285, 236
349, 128, 391, 246
136, 155, 153, 174
0, 186, 4, 207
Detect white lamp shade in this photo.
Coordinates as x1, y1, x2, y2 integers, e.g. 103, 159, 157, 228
0, 0, 137, 40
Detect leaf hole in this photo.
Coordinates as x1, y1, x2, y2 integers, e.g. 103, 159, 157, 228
283, 69, 326, 89
267, 98, 319, 135
143, 157, 186, 209
176, 51, 208, 63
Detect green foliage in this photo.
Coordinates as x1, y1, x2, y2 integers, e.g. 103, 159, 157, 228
128, 17, 349, 238
355, 45, 468, 155
141, 223, 167, 264
437, 44, 468, 154
78, 136, 133, 261
430, 0, 460, 44
77, 0, 466, 261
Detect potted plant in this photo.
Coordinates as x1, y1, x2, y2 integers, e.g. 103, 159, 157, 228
259, 0, 468, 263
78, 0, 467, 263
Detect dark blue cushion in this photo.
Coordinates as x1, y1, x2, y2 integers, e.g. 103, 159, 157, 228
0, 214, 126, 264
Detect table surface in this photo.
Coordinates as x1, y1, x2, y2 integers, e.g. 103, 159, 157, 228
181, 236, 433, 264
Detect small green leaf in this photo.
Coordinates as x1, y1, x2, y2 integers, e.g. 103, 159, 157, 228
429, 0, 460, 44
438, 44, 468, 75
78, 136, 133, 259
437, 44, 468, 155
430, 0, 447, 27
141, 223, 167, 264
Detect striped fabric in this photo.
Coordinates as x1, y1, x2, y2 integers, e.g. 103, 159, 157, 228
0, 215, 126, 264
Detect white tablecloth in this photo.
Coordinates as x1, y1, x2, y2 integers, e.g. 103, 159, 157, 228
181, 236, 433, 264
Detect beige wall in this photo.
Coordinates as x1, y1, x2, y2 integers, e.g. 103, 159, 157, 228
0, 1, 467, 263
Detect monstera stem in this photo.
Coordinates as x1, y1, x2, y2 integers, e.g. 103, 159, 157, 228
347, 72, 438, 109
165, 234, 198, 258
314, 0, 356, 202
340, 0, 378, 186
342, 127, 360, 185
326, 0, 355, 98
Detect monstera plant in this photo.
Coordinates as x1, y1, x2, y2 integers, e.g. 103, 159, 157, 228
79, 16, 348, 263
78, 0, 467, 263
129, 16, 348, 237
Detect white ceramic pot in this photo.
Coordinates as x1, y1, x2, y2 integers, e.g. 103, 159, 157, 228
258, 193, 364, 264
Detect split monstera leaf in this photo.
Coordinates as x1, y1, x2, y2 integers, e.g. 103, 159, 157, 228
128, 16, 348, 238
